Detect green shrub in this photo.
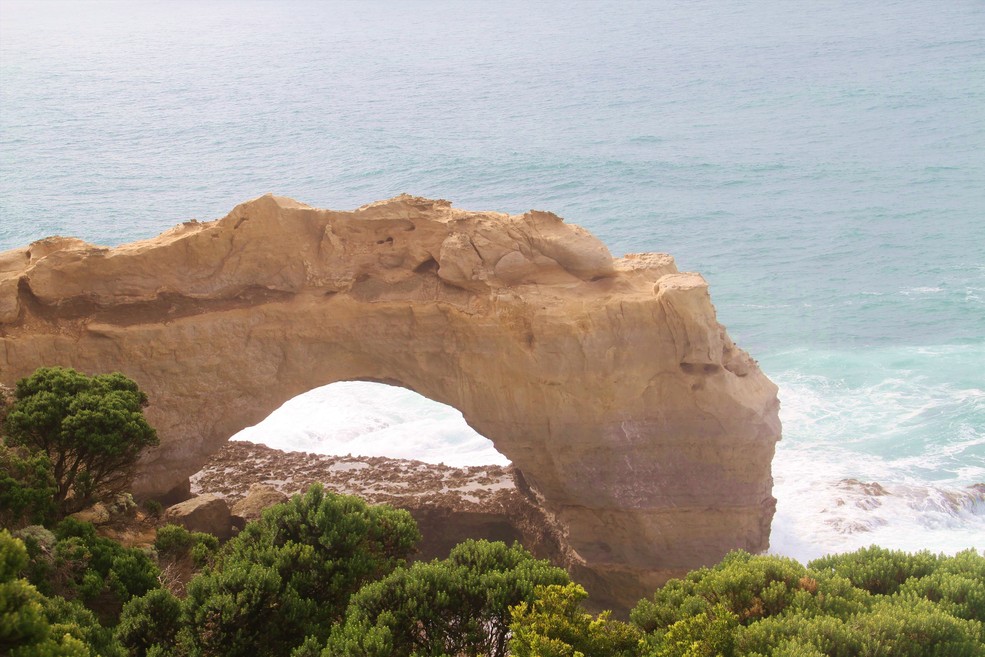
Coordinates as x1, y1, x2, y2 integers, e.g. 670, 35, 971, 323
510, 583, 642, 657
142, 499, 163, 518
808, 545, 939, 596
3, 367, 159, 516
21, 518, 158, 624
631, 551, 861, 634
154, 524, 218, 569
895, 549, 985, 635
115, 588, 183, 657
632, 548, 985, 657
0, 529, 123, 657
327, 539, 570, 657
0, 444, 57, 528
182, 484, 420, 657
735, 596, 984, 657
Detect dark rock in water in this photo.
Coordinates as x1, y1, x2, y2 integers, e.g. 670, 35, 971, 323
838, 478, 890, 497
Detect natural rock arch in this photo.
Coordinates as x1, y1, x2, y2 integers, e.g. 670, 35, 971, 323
0, 194, 780, 609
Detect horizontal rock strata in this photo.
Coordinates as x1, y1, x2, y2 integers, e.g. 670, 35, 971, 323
0, 194, 781, 611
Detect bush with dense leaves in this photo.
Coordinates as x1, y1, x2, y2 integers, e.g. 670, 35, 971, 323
2, 367, 159, 516
154, 524, 219, 573
631, 548, 985, 657
326, 539, 570, 657
19, 518, 159, 624
808, 545, 940, 595
510, 582, 641, 657
0, 443, 57, 528
1, 529, 124, 657
179, 484, 420, 657
115, 588, 183, 657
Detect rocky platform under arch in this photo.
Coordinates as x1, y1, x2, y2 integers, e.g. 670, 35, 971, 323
0, 194, 781, 611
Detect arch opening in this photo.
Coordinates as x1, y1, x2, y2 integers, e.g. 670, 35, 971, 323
192, 382, 536, 568
230, 381, 511, 468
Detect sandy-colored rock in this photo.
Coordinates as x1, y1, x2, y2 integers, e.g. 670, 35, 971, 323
0, 194, 781, 610
163, 494, 231, 539
192, 441, 564, 572
230, 484, 288, 523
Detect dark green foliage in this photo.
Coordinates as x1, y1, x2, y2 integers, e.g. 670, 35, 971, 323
808, 545, 940, 595
41, 593, 126, 657
142, 499, 164, 518
3, 367, 159, 515
0, 443, 57, 528
115, 588, 183, 657
327, 539, 570, 657
632, 548, 985, 657
631, 551, 865, 635
735, 597, 983, 657
154, 524, 218, 569
1, 529, 123, 657
181, 484, 420, 657
22, 518, 159, 623
510, 583, 642, 657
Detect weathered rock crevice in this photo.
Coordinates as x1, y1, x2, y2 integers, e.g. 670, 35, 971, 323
0, 194, 781, 611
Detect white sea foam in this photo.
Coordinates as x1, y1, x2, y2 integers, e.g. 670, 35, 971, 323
768, 354, 985, 563
235, 346, 985, 564
900, 286, 944, 295
231, 381, 508, 468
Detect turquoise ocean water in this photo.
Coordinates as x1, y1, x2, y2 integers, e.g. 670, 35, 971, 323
2, 0, 983, 561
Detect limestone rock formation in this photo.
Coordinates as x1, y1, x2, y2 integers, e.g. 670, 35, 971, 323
230, 484, 288, 525
0, 194, 781, 611
164, 494, 231, 540
194, 441, 564, 569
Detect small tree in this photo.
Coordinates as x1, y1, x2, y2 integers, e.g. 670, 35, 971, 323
0, 529, 123, 657
510, 583, 642, 657
0, 444, 57, 528
182, 484, 421, 657
328, 540, 571, 657
3, 367, 158, 515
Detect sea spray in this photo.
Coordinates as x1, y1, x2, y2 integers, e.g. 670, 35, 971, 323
767, 343, 985, 562
232, 382, 509, 468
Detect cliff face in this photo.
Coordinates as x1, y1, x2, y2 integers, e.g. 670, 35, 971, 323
0, 194, 781, 610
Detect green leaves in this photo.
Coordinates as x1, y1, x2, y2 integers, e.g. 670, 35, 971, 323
809, 546, 940, 596
18, 518, 159, 624
180, 484, 420, 657
115, 589, 183, 657
510, 583, 642, 657
2, 367, 158, 516
328, 539, 570, 657
0, 530, 121, 657
632, 548, 985, 657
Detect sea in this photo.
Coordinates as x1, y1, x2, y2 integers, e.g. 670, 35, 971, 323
1, 0, 983, 564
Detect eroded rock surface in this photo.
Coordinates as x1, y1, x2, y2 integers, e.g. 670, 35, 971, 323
0, 194, 781, 610
163, 494, 231, 540
193, 441, 564, 569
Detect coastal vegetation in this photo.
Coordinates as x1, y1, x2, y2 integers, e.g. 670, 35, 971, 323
2, 368, 983, 655
4, 495, 982, 656
2, 367, 158, 519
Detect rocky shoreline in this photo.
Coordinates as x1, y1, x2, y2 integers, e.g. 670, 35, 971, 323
191, 440, 566, 565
